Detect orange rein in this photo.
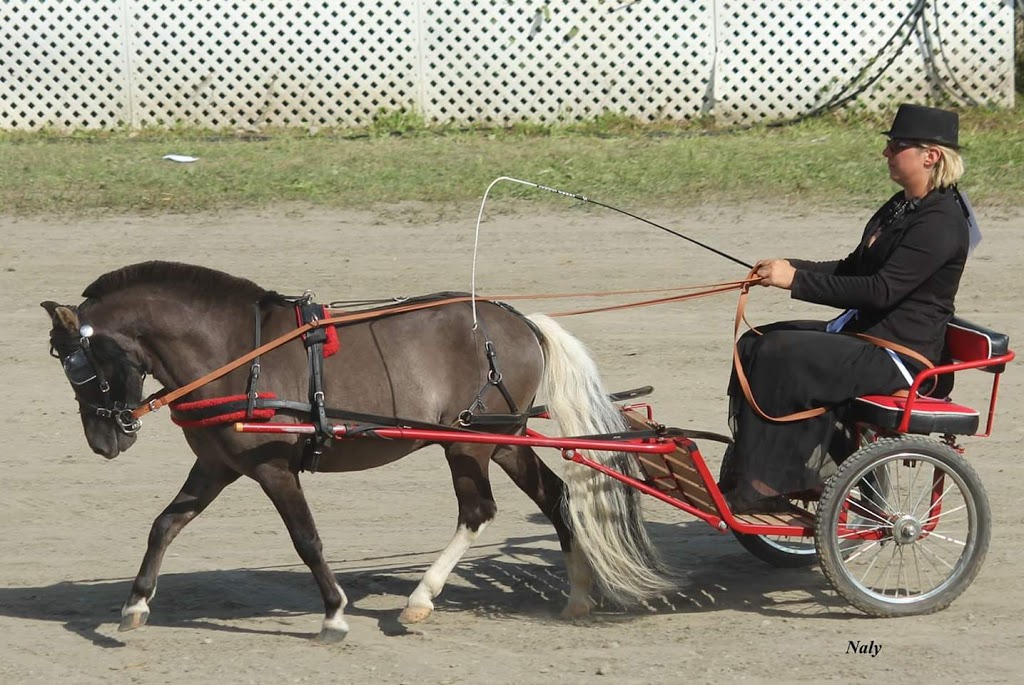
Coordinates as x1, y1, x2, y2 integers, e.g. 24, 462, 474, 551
731, 269, 935, 422
131, 278, 759, 421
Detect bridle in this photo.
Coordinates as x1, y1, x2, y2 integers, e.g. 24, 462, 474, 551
50, 324, 144, 435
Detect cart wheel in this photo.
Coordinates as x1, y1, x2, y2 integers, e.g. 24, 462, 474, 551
731, 503, 820, 568
815, 435, 990, 617
720, 446, 820, 568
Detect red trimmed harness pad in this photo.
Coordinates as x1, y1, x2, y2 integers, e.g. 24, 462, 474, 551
170, 307, 339, 428
171, 393, 278, 428
296, 304, 340, 357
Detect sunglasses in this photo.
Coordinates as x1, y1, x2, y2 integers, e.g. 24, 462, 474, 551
885, 138, 921, 154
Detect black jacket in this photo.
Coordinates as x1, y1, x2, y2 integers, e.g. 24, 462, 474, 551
789, 187, 969, 364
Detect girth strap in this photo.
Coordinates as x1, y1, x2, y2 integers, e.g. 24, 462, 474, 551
297, 301, 332, 471
245, 302, 262, 419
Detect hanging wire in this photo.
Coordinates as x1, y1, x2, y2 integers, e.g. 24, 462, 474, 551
673, 1, 927, 137
770, 0, 928, 128
919, 0, 980, 106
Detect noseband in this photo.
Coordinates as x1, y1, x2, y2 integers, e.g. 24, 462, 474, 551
51, 325, 143, 435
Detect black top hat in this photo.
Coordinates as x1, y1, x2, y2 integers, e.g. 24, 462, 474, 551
883, 103, 959, 149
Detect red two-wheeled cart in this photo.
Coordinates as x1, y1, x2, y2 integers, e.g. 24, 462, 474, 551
237, 315, 1013, 617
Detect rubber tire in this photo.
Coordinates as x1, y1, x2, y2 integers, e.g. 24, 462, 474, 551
731, 526, 819, 568
815, 435, 990, 617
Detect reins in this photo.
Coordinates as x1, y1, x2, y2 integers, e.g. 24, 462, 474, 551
126, 179, 929, 428
731, 269, 935, 422
132, 278, 758, 421
130, 272, 933, 427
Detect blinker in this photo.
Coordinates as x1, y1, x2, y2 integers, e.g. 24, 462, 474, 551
62, 348, 98, 386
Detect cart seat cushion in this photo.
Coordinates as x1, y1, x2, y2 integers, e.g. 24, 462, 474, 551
852, 394, 979, 435
947, 317, 1010, 373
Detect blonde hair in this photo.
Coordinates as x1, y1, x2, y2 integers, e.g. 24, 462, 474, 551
928, 144, 964, 189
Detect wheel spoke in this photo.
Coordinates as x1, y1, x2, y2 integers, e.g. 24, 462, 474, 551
856, 542, 886, 585
909, 464, 935, 515
845, 494, 891, 525
922, 531, 967, 547
894, 459, 903, 513
903, 458, 923, 513
917, 536, 955, 580
914, 480, 957, 521
914, 538, 958, 570
873, 543, 901, 597
844, 538, 883, 564
921, 503, 968, 526
911, 544, 932, 593
897, 545, 911, 598
861, 475, 896, 516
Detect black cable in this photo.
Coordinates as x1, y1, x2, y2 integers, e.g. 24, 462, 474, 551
773, 0, 928, 126
920, 0, 980, 106
691, 1, 928, 136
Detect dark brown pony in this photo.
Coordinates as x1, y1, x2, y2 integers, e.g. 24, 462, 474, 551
42, 261, 672, 641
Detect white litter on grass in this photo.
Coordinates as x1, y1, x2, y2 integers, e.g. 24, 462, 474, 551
162, 154, 200, 163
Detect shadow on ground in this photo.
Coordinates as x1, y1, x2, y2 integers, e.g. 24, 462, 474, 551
0, 519, 857, 647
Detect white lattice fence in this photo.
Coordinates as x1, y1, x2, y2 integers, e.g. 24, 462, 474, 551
0, 0, 1015, 131
420, 0, 717, 123
714, 0, 1017, 122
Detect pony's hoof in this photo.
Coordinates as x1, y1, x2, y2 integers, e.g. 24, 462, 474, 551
398, 605, 433, 624
314, 614, 349, 644
118, 609, 149, 632
560, 601, 593, 619
314, 626, 348, 644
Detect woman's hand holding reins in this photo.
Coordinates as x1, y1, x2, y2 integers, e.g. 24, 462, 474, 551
753, 259, 795, 290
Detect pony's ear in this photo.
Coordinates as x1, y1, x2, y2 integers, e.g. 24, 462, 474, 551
40, 301, 80, 334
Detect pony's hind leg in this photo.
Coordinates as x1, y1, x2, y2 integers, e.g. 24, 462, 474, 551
120, 458, 240, 631
251, 460, 349, 643
491, 444, 594, 618
400, 443, 498, 625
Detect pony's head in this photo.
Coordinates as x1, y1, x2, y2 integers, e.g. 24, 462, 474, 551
42, 301, 147, 458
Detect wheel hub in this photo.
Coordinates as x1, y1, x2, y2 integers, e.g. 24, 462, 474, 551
892, 515, 922, 544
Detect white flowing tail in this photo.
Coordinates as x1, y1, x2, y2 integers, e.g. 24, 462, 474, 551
526, 314, 675, 606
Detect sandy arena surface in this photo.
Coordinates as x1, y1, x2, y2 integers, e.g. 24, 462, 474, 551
1, 202, 1022, 684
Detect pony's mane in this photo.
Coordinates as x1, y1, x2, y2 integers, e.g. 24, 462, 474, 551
82, 261, 271, 302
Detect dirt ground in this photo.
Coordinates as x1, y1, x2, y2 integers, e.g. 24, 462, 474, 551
1, 201, 1022, 684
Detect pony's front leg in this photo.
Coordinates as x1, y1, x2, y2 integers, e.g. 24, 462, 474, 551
400, 444, 497, 624
252, 461, 348, 643
120, 459, 240, 631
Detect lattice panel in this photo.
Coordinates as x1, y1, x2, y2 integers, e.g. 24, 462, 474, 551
421, 0, 715, 123
714, 0, 1016, 123
0, 1, 130, 129
0, 1, 1016, 131
126, 1, 419, 128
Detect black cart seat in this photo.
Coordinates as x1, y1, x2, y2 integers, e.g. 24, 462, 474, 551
850, 317, 1012, 436
852, 395, 979, 435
